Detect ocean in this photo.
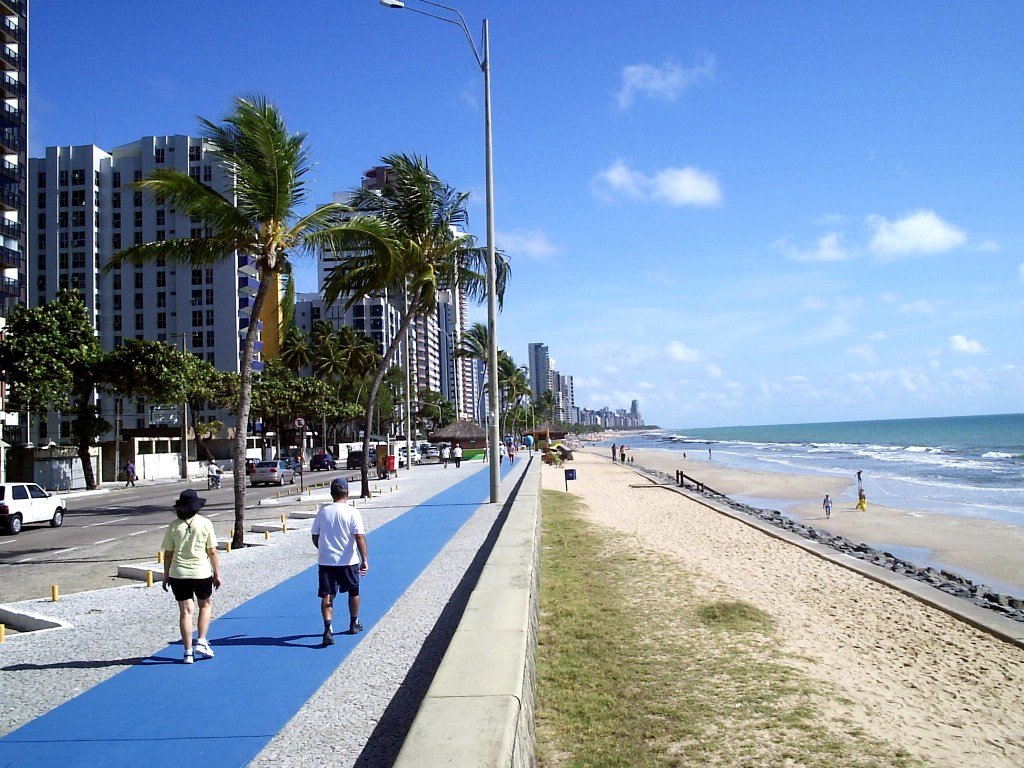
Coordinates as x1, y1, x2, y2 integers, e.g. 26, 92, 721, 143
622, 413, 1024, 527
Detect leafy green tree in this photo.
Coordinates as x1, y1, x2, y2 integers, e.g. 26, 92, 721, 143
537, 389, 557, 423
108, 94, 350, 547
416, 388, 456, 432
0, 291, 107, 488
323, 153, 509, 496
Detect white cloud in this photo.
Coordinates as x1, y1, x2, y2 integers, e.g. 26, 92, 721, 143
950, 334, 987, 355
495, 228, 559, 260
848, 343, 877, 362
898, 300, 937, 316
868, 210, 966, 257
665, 340, 705, 363
774, 232, 850, 263
976, 239, 1000, 252
705, 363, 724, 378
592, 160, 721, 207
869, 331, 887, 341
615, 55, 716, 109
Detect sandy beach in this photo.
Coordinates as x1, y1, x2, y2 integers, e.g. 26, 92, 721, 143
544, 451, 1024, 767
612, 444, 1024, 596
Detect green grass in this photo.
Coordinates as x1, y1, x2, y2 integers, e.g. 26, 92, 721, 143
536, 489, 922, 768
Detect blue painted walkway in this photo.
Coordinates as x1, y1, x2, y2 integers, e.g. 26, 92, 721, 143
0, 463, 513, 767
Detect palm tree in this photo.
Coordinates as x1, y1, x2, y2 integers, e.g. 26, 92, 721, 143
323, 153, 509, 497
454, 322, 489, 425
279, 324, 312, 373
108, 94, 350, 547
497, 350, 528, 436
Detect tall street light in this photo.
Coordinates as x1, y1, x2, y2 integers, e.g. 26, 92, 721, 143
379, 0, 500, 503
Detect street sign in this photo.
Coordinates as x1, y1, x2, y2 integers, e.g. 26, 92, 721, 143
293, 418, 306, 429
564, 468, 576, 491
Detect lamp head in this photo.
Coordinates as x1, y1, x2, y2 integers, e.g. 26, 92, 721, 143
379, 0, 405, 7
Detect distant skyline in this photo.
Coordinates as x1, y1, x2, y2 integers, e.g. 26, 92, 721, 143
30, 1, 1024, 428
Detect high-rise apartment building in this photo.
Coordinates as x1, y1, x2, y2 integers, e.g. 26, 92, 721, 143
527, 342, 551, 401
29, 136, 261, 440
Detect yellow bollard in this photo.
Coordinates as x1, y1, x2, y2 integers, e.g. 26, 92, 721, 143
280, 514, 285, 524
264, 530, 269, 540
156, 550, 163, 564
225, 541, 232, 554
229, 529, 234, 540
282, 522, 288, 533
51, 585, 59, 602
146, 570, 154, 588
0, 623, 5, 643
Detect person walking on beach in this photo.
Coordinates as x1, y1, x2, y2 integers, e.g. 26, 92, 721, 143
440, 444, 450, 468
161, 489, 221, 664
857, 487, 867, 511
123, 461, 136, 488
619, 445, 626, 464
312, 478, 368, 646
822, 494, 832, 519
452, 442, 463, 468
611, 443, 617, 462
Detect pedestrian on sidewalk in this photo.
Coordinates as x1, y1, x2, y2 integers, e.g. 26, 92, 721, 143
452, 442, 463, 468
161, 489, 221, 664
312, 477, 368, 646
440, 443, 450, 468
123, 461, 136, 488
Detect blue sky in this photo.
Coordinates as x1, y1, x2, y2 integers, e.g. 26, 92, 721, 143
31, 1, 1024, 428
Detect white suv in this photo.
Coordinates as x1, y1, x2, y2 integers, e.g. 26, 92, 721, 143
0, 483, 67, 535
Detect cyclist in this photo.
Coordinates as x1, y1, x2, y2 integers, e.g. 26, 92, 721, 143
207, 461, 222, 490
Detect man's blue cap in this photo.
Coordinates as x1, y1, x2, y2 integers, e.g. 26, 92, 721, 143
331, 477, 349, 495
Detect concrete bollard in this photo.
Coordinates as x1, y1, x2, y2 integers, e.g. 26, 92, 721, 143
280, 514, 285, 524
157, 550, 163, 564
225, 541, 232, 554
0, 623, 5, 643
146, 570, 154, 588
51, 585, 59, 602
282, 522, 288, 533
264, 531, 269, 540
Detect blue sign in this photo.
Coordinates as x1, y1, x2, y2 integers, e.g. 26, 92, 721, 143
564, 469, 576, 481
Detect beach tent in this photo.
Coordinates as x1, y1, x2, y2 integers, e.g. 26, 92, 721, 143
427, 420, 487, 449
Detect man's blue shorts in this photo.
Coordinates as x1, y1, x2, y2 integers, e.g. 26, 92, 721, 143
318, 565, 360, 597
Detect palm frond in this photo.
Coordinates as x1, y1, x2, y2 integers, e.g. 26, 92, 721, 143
134, 169, 250, 237
105, 237, 237, 271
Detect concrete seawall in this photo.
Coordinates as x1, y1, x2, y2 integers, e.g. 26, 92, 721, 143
392, 458, 541, 768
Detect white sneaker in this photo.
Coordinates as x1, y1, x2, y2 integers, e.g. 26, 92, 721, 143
183, 651, 194, 665
195, 639, 215, 659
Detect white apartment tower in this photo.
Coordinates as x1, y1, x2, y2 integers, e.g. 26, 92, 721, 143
527, 342, 551, 401
29, 136, 262, 439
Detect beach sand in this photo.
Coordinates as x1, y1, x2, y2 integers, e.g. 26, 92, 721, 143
544, 451, 1024, 767
620, 446, 1024, 595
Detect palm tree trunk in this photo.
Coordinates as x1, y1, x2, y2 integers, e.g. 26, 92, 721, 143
359, 301, 420, 498
232, 274, 272, 548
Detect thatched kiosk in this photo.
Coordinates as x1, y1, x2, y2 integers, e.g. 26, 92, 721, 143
427, 420, 487, 449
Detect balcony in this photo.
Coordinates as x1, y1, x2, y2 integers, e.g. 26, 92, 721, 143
0, 100, 19, 125
0, 17, 23, 45
0, 184, 18, 211
0, 274, 18, 296
0, 126, 20, 153
0, 71, 22, 98
0, 45, 18, 69
0, 1, 25, 17
0, 243, 20, 269
0, 157, 19, 183
0, 216, 18, 240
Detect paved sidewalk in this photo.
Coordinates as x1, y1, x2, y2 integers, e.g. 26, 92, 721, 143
0, 456, 529, 767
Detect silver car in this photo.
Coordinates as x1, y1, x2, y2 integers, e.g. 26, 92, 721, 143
250, 460, 296, 487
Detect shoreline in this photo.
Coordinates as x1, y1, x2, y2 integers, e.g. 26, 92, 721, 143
580, 444, 1024, 596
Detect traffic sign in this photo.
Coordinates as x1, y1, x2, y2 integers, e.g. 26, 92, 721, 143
294, 418, 306, 429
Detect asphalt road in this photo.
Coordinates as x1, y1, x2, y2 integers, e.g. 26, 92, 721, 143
0, 469, 355, 604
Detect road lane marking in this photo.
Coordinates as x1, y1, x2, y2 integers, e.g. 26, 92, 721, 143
17, 556, 35, 563
94, 538, 117, 545
85, 517, 130, 527
128, 530, 150, 536
52, 547, 80, 556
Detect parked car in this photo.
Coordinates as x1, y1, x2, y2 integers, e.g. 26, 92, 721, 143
346, 449, 377, 470
0, 482, 67, 535
249, 460, 296, 487
423, 445, 440, 460
310, 453, 337, 471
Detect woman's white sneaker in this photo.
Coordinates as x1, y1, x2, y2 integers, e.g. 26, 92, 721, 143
194, 639, 215, 659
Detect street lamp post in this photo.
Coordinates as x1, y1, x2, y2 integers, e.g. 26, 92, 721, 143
378, 0, 500, 504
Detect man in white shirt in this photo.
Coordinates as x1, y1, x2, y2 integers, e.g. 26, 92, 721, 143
311, 478, 368, 646
207, 461, 222, 489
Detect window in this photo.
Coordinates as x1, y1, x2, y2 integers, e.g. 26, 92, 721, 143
191, 270, 202, 286
134, 293, 144, 309
189, 145, 201, 162
206, 330, 215, 348
133, 191, 143, 207
311, 306, 321, 320
113, 274, 121, 290
370, 318, 384, 331
112, 171, 121, 188
135, 313, 144, 330
191, 289, 202, 305
95, 170, 101, 187
112, 192, 121, 209
205, 288, 214, 305
353, 305, 365, 317
36, 254, 45, 271
72, 190, 85, 206
37, 171, 46, 187
72, 169, 85, 185
113, 295, 122, 311
112, 212, 121, 229
71, 211, 85, 227
59, 190, 68, 207
205, 268, 213, 284
156, 293, 166, 308
192, 310, 203, 326
156, 312, 166, 329
134, 272, 144, 289
113, 315, 122, 331
203, 165, 212, 183
37, 212, 46, 228
72, 252, 85, 269
189, 167, 201, 182
71, 230, 85, 248
156, 272, 166, 287
156, 256, 166, 267
58, 232, 68, 248
36, 233, 45, 250
205, 309, 214, 326
207, 351, 216, 364
155, 148, 165, 163
192, 331, 203, 348
70, 273, 85, 290
156, 230, 165, 241
134, 231, 143, 246
36, 192, 44, 207
134, 211, 143, 228
57, 211, 67, 228
133, 170, 142, 183
156, 209, 165, 226
190, 227, 202, 238
112, 233, 121, 249
353, 318, 365, 330
370, 305, 383, 316
95, 212, 100, 228
59, 170, 68, 186
58, 274, 68, 290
